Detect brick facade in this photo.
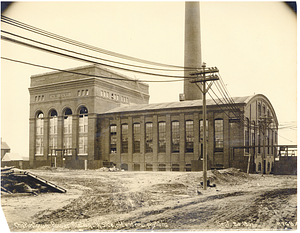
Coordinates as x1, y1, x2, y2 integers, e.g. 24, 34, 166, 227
29, 65, 278, 173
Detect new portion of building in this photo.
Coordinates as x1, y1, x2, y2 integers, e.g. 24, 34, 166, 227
29, 65, 278, 173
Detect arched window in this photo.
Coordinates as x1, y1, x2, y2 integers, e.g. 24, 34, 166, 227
63, 108, 72, 155
36, 112, 44, 155
158, 164, 166, 171
158, 122, 166, 153
145, 122, 153, 153
121, 163, 128, 171
146, 163, 153, 171
78, 106, 88, 155
110, 124, 117, 153
214, 119, 224, 152
49, 110, 58, 155
121, 124, 128, 153
185, 120, 194, 153
133, 123, 141, 153
171, 164, 180, 171
171, 121, 180, 153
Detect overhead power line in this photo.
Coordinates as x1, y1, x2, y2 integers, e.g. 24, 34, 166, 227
1, 30, 187, 73
1, 35, 191, 79
1, 15, 200, 70
1, 56, 184, 83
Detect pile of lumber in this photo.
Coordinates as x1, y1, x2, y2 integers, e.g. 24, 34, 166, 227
1, 166, 66, 195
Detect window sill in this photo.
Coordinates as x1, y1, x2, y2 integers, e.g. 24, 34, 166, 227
35, 154, 44, 156
78, 154, 88, 156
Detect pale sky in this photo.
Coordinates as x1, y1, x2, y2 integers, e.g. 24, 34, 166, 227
1, 1, 297, 158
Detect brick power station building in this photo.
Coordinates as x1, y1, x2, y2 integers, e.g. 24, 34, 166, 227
28, 64, 278, 173
28, 2, 279, 173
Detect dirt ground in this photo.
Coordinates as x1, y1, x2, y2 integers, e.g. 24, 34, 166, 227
1, 167, 297, 231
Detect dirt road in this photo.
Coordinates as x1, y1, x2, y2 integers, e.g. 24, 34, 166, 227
1, 168, 297, 231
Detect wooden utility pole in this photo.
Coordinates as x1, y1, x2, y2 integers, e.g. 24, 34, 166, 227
190, 62, 219, 190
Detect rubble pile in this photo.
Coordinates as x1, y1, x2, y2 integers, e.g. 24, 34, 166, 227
1, 166, 67, 195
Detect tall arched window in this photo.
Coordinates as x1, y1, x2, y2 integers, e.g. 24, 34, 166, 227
171, 121, 180, 153
121, 124, 128, 153
214, 119, 223, 152
133, 123, 141, 153
158, 121, 166, 153
78, 106, 88, 155
49, 110, 58, 155
36, 112, 44, 155
145, 122, 153, 153
185, 120, 194, 153
63, 108, 72, 155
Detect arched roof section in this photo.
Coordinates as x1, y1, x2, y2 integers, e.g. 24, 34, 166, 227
244, 94, 278, 126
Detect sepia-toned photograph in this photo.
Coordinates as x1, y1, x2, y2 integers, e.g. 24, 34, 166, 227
1, 1, 297, 231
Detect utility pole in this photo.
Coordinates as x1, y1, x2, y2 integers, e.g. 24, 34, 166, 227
258, 115, 273, 174
190, 62, 219, 190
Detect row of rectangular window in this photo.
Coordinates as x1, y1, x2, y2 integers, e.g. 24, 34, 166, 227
77, 89, 89, 96
100, 90, 129, 103
110, 119, 224, 154
121, 163, 190, 171
35, 95, 45, 102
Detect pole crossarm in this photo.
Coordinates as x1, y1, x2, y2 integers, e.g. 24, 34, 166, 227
189, 67, 219, 75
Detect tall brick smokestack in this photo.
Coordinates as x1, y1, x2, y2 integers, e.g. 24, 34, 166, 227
184, 1, 202, 100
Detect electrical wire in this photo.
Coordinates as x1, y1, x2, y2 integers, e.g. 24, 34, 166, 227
1, 35, 192, 79
1, 56, 184, 83
1, 15, 200, 70
1, 30, 189, 73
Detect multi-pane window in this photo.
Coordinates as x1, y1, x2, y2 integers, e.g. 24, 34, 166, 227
258, 125, 261, 153
110, 125, 117, 153
145, 122, 153, 153
133, 123, 140, 153
245, 118, 250, 153
214, 119, 224, 152
172, 121, 180, 153
49, 110, 58, 155
270, 129, 274, 154
63, 108, 72, 155
185, 120, 194, 153
36, 112, 44, 155
251, 121, 255, 155
78, 107, 88, 154
121, 124, 128, 153
158, 122, 166, 153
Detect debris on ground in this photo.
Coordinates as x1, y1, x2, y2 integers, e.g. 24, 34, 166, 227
1, 166, 67, 195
